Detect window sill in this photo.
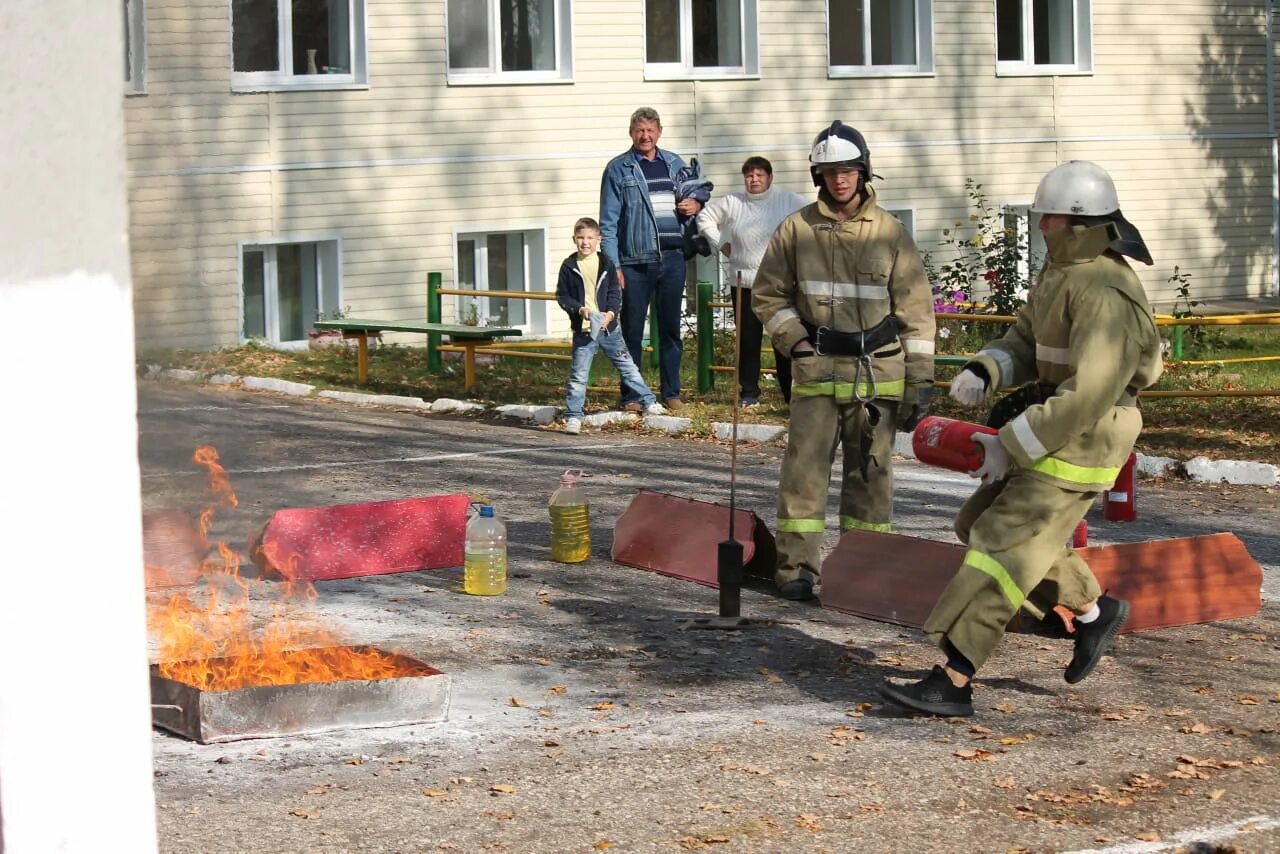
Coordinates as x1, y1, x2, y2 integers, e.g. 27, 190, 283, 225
828, 69, 935, 79
995, 66, 1092, 77
231, 80, 370, 93
446, 74, 575, 87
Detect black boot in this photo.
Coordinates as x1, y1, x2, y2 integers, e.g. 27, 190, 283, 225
880, 665, 973, 717
1064, 595, 1130, 684
777, 578, 815, 601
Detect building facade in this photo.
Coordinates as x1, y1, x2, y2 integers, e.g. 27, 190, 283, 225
123, 0, 1280, 351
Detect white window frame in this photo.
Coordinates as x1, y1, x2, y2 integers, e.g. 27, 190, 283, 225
995, 0, 1092, 76
882, 204, 918, 238
124, 0, 147, 94
452, 226, 550, 335
644, 0, 759, 80
239, 236, 343, 350
1000, 202, 1046, 293
230, 0, 368, 92
827, 0, 934, 78
445, 0, 574, 85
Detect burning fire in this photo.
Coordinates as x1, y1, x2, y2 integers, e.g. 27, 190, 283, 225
148, 446, 424, 692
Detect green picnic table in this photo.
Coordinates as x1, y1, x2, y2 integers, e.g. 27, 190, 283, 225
312, 319, 522, 393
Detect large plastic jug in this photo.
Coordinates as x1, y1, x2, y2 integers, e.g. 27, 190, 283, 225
549, 469, 590, 563
463, 504, 507, 595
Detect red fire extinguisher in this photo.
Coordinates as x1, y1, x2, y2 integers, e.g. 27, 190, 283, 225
911, 416, 998, 474
1104, 452, 1138, 522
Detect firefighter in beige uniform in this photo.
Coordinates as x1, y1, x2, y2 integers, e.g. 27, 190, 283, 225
753, 122, 936, 601
881, 161, 1163, 717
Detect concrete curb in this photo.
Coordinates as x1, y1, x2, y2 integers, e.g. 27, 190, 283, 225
146, 369, 1276, 485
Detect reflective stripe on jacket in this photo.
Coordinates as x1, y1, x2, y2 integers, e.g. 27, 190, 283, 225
971, 224, 1164, 491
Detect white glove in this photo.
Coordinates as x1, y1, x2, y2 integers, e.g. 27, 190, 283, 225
971, 432, 1011, 482
949, 369, 988, 407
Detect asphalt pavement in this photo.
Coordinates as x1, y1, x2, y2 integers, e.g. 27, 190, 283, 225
139, 380, 1280, 854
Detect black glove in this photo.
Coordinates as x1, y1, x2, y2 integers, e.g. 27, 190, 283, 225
897, 382, 933, 432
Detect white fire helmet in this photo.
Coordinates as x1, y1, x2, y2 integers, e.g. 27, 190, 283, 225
1030, 160, 1120, 216
808, 120, 872, 187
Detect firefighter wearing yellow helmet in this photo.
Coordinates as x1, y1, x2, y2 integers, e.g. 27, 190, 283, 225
881, 161, 1164, 717
753, 121, 936, 600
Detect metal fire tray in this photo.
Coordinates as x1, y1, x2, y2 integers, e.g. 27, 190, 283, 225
150, 646, 450, 743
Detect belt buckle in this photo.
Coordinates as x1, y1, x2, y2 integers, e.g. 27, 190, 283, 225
814, 325, 830, 357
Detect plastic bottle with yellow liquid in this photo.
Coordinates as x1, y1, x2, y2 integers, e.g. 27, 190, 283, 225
463, 504, 507, 595
549, 469, 590, 563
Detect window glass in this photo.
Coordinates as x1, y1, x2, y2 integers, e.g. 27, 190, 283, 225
291, 0, 349, 74
1033, 0, 1074, 64
232, 0, 279, 73
870, 0, 915, 65
646, 0, 680, 63
448, 0, 489, 69
123, 0, 132, 80
692, 0, 742, 67
828, 0, 865, 66
996, 0, 1022, 61
276, 243, 306, 342
501, 0, 556, 71
243, 250, 266, 339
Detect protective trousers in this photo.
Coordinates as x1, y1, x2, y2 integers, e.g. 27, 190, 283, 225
923, 473, 1102, 670
775, 394, 898, 586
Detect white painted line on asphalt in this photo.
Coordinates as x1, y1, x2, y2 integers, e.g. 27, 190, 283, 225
141, 443, 629, 478
1064, 814, 1280, 853
142, 405, 293, 413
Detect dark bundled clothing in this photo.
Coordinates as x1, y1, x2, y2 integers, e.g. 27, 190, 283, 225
555, 251, 622, 344
675, 157, 714, 259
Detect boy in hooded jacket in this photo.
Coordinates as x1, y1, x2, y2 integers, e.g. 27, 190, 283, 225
556, 218, 665, 435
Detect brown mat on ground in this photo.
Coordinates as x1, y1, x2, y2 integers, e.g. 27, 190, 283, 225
612, 489, 776, 587
820, 530, 1262, 632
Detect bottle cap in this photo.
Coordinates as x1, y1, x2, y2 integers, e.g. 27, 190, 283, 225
560, 468, 584, 486
479, 505, 494, 517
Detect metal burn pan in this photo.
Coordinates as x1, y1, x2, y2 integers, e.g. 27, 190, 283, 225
150, 646, 450, 743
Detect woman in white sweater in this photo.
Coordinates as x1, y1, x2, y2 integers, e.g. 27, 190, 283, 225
697, 157, 809, 406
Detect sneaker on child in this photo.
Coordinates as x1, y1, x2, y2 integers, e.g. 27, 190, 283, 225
644, 402, 666, 416
563, 417, 582, 435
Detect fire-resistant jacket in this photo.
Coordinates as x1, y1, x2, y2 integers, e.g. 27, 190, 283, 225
752, 186, 936, 403
969, 223, 1164, 492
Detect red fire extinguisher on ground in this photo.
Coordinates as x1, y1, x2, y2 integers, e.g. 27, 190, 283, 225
1104, 452, 1138, 522
911, 416, 997, 474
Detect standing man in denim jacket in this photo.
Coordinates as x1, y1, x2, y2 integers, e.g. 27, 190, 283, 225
599, 107, 703, 411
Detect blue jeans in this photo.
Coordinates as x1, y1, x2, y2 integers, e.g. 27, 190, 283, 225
620, 250, 686, 404
565, 323, 657, 420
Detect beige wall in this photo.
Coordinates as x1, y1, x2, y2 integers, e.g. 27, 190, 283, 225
125, 0, 1278, 350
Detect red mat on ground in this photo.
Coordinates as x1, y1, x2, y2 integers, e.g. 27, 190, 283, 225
611, 489, 776, 587
251, 493, 470, 581
820, 530, 1262, 633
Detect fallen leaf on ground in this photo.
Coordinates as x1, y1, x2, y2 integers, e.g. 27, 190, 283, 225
548, 685, 566, 695
289, 809, 314, 819
1208, 789, 1225, 800
590, 701, 615, 711
1135, 831, 1161, 842
994, 776, 1016, 789
1237, 695, 1259, 705
509, 697, 525, 707
1180, 722, 1214, 734
953, 749, 997, 762
795, 813, 824, 832
305, 786, 327, 795
489, 784, 516, 794
593, 840, 613, 850
993, 704, 1016, 714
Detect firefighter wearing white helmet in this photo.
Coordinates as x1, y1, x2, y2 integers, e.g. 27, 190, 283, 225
753, 121, 936, 601
880, 161, 1163, 717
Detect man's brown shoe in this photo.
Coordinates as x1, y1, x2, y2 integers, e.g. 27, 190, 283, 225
664, 398, 685, 411
622, 402, 644, 413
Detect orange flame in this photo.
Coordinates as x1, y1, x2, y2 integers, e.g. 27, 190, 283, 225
149, 446, 424, 692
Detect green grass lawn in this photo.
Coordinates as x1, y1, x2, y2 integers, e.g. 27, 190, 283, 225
141, 321, 1280, 464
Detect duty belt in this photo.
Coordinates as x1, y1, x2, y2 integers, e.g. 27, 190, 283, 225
801, 315, 900, 357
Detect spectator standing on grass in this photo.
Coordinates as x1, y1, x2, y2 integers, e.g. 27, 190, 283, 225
696, 156, 808, 407
556, 217, 665, 435
599, 107, 702, 412
880, 161, 1162, 717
